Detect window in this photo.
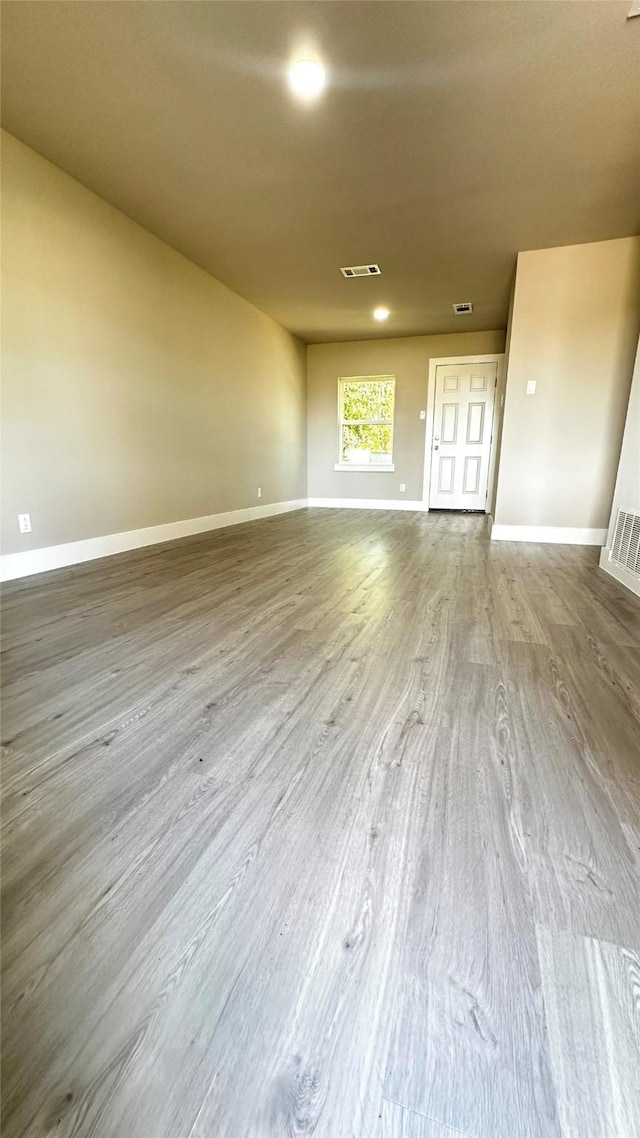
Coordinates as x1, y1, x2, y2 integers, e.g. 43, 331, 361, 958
335, 376, 395, 471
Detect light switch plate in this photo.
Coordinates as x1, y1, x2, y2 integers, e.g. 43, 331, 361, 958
526, 380, 537, 395
419, 410, 426, 420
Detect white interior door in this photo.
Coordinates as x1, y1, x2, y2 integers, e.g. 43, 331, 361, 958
429, 362, 497, 510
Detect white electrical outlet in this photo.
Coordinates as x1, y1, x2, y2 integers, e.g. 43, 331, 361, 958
526, 380, 537, 395
18, 513, 32, 534
419, 410, 426, 420
257, 487, 262, 498
399, 483, 406, 493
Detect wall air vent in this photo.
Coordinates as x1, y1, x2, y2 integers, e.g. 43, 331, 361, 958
340, 264, 381, 278
610, 508, 640, 577
453, 302, 473, 314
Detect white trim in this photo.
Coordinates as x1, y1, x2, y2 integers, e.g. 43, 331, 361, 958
598, 547, 640, 598
333, 463, 395, 473
0, 499, 308, 582
308, 498, 426, 511
491, 524, 607, 546
338, 373, 396, 381
421, 353, 505, 511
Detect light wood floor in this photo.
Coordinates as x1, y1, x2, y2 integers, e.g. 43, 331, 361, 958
2, 509, 639, 1138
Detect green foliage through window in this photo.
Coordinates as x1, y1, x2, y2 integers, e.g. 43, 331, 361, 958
342, 380, 394, 421
339, 378, 395, 464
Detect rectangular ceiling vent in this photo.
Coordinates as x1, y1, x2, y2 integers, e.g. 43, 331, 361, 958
453, 301, 473, 314
340, 264, 381, 278
610, 508, 640, 577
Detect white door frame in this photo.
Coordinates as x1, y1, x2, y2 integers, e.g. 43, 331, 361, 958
421, 353, 506, 513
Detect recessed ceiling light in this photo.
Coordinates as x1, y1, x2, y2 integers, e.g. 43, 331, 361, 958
289, 60, 326, 100
373, 307, 390, 322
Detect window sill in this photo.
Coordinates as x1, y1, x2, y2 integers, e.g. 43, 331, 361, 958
334, 463, 395, 473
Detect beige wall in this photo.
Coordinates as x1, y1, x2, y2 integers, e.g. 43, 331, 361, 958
487, 274, 516, 517
494, 237, 640, 530
1, 132, 307, 556
307, 330, 506, 501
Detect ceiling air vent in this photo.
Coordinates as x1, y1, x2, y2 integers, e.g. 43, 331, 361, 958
610, 508, 640, 577
340, 264, 381, 278
453, 302, 473, 314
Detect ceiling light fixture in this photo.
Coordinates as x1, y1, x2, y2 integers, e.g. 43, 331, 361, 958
373, 307, 390, 322
288, 60, 326, 100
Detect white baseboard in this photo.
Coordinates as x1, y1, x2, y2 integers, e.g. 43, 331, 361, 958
598, 547, 640, 598
0, 499, 308, 582
308, 497, 427, 511
491, 524, 607, 546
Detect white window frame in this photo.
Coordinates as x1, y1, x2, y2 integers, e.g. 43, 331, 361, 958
334, 375, 396, 472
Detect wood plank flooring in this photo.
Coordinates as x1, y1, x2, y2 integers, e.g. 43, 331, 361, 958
1, 508, 639, 1138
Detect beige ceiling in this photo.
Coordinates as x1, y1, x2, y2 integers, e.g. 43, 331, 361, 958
1, 1, 639, 343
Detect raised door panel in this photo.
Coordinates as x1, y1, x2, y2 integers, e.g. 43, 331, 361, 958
437, 456, 455, 495
441, 404, 459, 445
466, 403, 485, 445
463, 456, 481, 495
